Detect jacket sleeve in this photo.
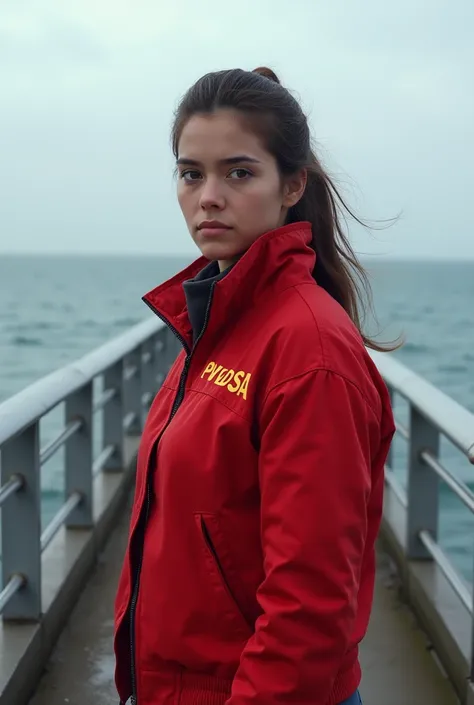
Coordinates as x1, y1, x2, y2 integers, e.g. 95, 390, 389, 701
226, 368, 382, 705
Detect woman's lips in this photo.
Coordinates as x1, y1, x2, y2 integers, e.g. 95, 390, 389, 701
199, 226, 231, 237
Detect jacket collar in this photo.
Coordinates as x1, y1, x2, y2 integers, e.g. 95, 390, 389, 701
142, 221, 315, 351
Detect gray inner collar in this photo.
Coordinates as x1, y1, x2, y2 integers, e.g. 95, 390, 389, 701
182, 261, 231, 344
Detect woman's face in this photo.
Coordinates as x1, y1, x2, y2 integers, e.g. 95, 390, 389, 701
176, 109, 305, 270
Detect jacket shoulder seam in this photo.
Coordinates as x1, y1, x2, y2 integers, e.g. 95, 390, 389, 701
264, 366, 380, 423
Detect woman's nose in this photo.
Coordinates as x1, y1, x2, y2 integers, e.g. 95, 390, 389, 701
199, 178, 225, 210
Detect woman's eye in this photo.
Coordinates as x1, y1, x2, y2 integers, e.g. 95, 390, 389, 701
180, 170, 201, 181
228, 168, 252, 180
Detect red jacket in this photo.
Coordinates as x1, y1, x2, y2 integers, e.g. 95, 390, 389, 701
114, 221, 395, 705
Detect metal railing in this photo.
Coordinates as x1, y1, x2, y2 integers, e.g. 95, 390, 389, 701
0, 317, 177, 620
1, 313, 474, 696
370, 349, 474, 681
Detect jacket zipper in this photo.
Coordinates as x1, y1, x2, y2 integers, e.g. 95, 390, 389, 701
128, 283, 216, 705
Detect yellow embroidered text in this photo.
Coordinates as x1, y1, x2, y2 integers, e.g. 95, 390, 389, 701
200, 362, 252, 400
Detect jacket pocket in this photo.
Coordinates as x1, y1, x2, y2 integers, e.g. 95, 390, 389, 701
195, 512, 253, 635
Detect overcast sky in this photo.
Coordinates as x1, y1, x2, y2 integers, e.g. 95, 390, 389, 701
1, 1, 473, 258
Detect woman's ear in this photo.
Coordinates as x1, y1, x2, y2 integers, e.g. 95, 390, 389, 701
283, 168, 307, 208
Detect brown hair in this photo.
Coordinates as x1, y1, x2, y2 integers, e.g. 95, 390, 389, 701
172, 66, 399, 351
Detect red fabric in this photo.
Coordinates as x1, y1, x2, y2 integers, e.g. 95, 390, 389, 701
114, 221, 395, 705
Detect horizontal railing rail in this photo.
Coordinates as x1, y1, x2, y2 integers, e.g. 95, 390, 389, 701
370, 349, 474, 694
0, 316, 169, 621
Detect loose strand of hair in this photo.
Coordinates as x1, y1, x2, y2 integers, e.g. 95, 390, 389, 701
294, 166, 402, 352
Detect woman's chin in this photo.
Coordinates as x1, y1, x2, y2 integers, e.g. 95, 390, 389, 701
197, 241, 240, 263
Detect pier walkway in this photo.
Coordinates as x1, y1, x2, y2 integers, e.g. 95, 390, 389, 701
1, 318, 474, 704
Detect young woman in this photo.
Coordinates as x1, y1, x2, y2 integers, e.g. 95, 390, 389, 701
114, 66, 395, 705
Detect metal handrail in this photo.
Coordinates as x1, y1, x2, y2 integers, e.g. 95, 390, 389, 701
123, 411, 137, 431
124, 365, 138, 381
394, 418, 409, 440
370, 350, 474, 463
142, 391, 153, 406
390, 408, 474, 515
0, 574, 25, 614
92, 445, 116, 476
418, 529, 472, 613
41, 492, 83, 552
384, 467, 408, 508
40, 419, 83, 466
389, 404, 474, 516
93, 387, 116, 413
0, 318, 171, 624
0, 475, 24, 507
0, 317, 161, 446
420, 449, 474, 514
378, 353, 474, 684
385, 408, 474, 514
0, 316, 472, 696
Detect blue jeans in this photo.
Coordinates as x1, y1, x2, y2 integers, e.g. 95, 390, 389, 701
339, 691, 362, 705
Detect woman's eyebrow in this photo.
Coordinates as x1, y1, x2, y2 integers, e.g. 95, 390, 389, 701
176, 155, 261, 166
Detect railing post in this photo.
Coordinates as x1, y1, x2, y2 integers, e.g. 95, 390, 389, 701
406, 406, 440, 559
65, 382, 93, 528
1, 422, 41, 620
124, 347, 142, 435
103, 360, 125, 472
